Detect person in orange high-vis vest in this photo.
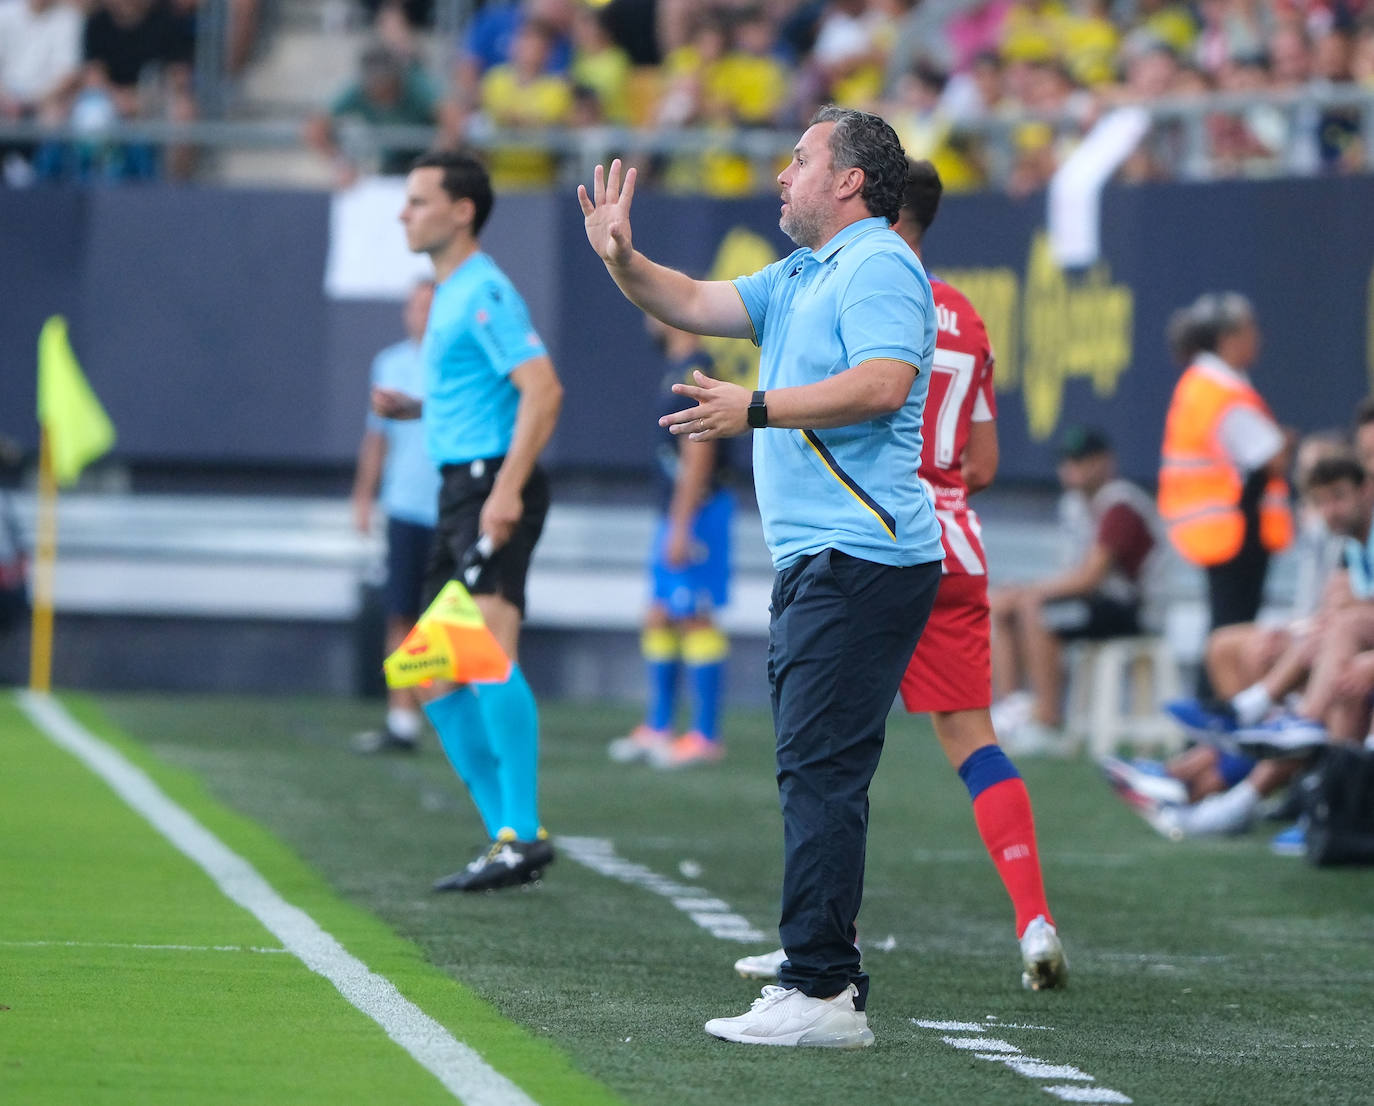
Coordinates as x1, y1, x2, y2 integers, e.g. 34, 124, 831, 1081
1159, 292, 1293, 694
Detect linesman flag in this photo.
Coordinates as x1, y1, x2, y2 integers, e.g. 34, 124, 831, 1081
38, 315, 115, 485
384, 580, 511, 689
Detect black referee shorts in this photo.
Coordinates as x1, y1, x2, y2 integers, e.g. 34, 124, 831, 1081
423, 457, 550, 617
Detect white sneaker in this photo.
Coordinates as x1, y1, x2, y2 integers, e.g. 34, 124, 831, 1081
734, 948, 787, 980
607, 725, 672, 764
1019, 916, 1067, 991
704, 984, 874, 1048
1002, 719, 1077, 758
990, 690, 1035, 735
1099, 755, 1189, 807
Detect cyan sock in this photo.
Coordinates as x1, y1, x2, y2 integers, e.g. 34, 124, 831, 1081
424, 687, 501, 839
474, 664, 542, 841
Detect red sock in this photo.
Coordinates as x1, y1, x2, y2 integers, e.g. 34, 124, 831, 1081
971, 777, 1053, 937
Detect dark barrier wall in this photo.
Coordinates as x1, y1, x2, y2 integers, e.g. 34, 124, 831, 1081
3, 178, 1371, 484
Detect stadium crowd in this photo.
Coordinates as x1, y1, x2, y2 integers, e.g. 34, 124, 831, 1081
3, 0, 1374, 187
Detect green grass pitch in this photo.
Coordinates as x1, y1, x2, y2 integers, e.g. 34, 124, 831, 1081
4, 689, 1373, 1105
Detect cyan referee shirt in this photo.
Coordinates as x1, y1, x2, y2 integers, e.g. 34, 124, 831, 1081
367, 338, 440, 528
732, 216, 943, 571
422, 252, 547, 466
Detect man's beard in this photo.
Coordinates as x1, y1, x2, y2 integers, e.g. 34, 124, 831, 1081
780, 202, 823, 250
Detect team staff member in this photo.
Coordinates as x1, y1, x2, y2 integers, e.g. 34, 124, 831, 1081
731, 159, 1067, 993
582, 106, 944, 1048
351, 279, 441, 755
376, 150, 563, 893
1159, 292, 1293, 688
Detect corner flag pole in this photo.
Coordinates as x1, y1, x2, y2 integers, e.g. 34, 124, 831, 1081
28, 428, 58, 694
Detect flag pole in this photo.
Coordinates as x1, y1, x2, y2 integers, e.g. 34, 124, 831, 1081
28, 428, 58, 693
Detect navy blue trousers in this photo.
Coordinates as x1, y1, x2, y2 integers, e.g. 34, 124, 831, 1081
771, 548, 941, 1010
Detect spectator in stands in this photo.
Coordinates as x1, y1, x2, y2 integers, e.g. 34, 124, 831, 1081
989, 426, 1159, 755
1355, 396, 1374, 475
1158, 291, 1293, 699
1061, 0, 1120, 88
608, 320, 736, 769
1208, 53, 1288, 174
1005, 119, 1060, 195
359, 0, 433, 33
1309, 23, 1363, 172
0, 0, 82, 185
883, 60, 984, 191
655, 11, 762, 196
1193, 0, 1270, 78
1123, 0, 1196, 59
1111, 38, 1198, 182
569, 1, 631, 124
350, 279, 440, 756
698, 6, 793, 194
1352, 21, 1374, 88
805, 0, 891, 110
947, 0, 1013, 75
48, 0, 197, 180
718, 6, 790, 129
453, 0, 572, 113
883, 0, 957, 92
655, 9, 730, 128
478, 17, 573, 189
306, 42, 449, 187
938, 48, 1007, 124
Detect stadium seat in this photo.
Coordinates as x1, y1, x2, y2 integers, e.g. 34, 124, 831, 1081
1065, 635, 1185, 758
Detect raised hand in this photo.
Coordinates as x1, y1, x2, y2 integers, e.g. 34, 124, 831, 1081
578, 159, 637, 267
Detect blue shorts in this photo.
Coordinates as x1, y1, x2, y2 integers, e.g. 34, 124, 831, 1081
386, 515, 436, 620
649, 488, 733, 619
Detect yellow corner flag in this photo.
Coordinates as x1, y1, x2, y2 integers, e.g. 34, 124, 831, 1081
38, 315, 115, 486
384, 581, 511, 689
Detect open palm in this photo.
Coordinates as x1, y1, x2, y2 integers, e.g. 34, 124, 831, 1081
578, 159, 637, 266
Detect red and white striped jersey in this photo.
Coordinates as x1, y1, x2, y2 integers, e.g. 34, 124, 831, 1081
920, 277, 996, 577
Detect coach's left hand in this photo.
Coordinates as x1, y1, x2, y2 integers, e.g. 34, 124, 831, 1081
661, 370, 751, 441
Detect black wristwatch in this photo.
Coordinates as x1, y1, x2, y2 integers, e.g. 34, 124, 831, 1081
746, 390, 768, 429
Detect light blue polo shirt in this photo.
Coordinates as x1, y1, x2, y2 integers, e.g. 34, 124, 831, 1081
422, 251, 547, 466
732, 216, 943, 570
1344, 529, 1374, 599
367, 338, 440, 528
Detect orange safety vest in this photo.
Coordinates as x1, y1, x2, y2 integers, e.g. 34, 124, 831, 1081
1157, 361, 1293, 567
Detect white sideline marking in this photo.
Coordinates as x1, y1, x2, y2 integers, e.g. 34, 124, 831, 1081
557, 836, 768, 943
946, 1036, 1019, 1052
1042, 1089, 1132, 1103
17, 691, 535, 1106
0, 940, 289, 954
915, 1015, 1131, 1104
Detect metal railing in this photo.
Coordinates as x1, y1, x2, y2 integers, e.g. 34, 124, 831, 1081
2, 84, 1371, 191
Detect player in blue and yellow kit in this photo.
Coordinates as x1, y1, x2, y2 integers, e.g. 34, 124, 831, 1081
375, 150, 564, 892
609, 322, 735, 768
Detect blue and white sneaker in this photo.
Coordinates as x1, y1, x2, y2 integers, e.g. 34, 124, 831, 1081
1270, 822, 1307, 856
1233, 713, 1328, 758
1163, 698, 1238, 736
1100, 755, 1189, 808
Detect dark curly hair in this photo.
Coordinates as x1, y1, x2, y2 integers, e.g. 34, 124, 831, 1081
810, 105, 907, 224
